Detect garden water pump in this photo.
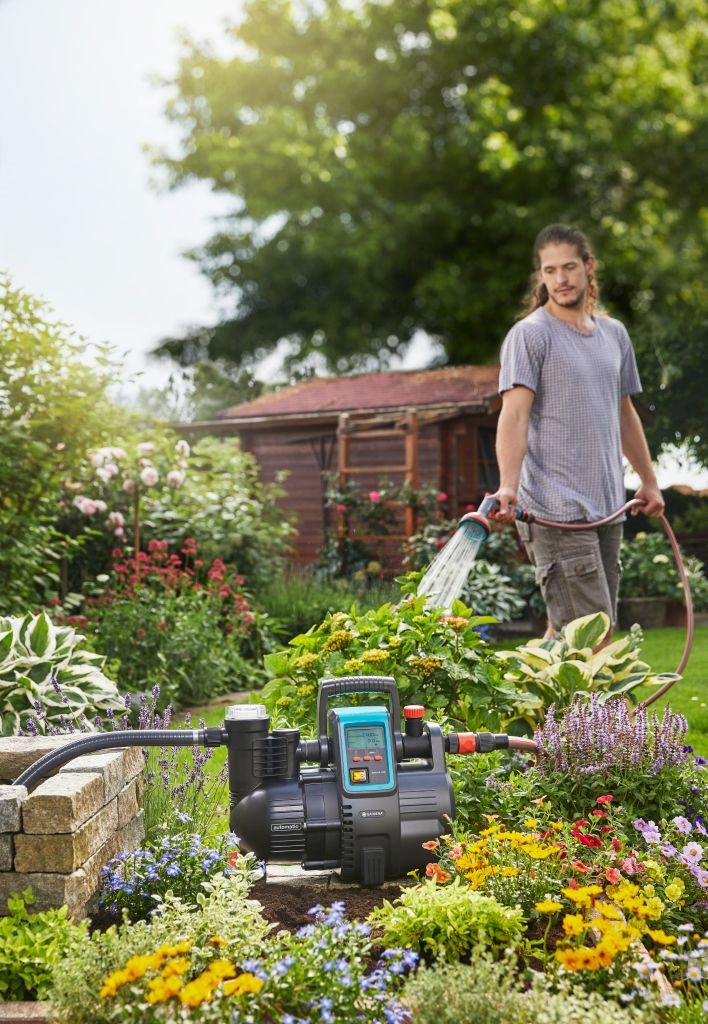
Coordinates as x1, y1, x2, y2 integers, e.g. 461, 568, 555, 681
14, 676, 536, 885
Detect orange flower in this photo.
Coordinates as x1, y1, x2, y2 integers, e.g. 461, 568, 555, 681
422, 840, 440, 851
426, 863, 452, 883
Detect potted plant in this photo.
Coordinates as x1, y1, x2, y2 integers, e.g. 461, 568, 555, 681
618, 531, 680, 629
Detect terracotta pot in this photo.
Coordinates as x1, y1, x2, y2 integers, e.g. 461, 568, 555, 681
618, 596, 668, 630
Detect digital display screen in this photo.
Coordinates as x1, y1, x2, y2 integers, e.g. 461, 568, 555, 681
346, 725, 385, 750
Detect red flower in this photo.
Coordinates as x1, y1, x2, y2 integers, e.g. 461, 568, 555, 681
612, 838, 622, 852
227, 850, 239, 868
596, 794, 614, 805
577, 834, 602, 849
591, 810, 608, 818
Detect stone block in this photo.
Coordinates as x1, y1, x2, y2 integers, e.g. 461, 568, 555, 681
14, 801, 118, 874
58, 746, 145, 803
0, 1001, 50, 1023
117, 775, 143, 828
0, 736, 81, 785
22, 773, 103, 834
0, 809, 145, 918
0, 786, 27, 832
0, 833, 12, 872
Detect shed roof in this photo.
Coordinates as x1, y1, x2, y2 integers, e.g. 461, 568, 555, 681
218, 365, 500, 423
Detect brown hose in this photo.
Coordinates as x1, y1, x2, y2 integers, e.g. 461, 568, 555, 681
532, 499, 693, 709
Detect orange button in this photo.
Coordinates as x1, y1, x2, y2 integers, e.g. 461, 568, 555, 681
363, 755, 371, 761
352, 756, 361, 762
374, 755, 383, 761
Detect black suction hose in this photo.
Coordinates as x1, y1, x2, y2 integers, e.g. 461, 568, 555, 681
13, 727, 225, 792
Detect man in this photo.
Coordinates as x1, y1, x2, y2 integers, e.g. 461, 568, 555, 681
494, 223, 664, 639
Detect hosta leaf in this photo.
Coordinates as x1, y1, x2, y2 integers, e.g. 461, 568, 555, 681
562, 612, 610, 651
26, 613, 53, 659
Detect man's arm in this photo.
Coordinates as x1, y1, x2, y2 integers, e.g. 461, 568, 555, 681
620, 396, 665, 516
494, 385, 535, 520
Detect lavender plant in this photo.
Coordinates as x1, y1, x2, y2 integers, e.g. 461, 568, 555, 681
533, 695, 689, 822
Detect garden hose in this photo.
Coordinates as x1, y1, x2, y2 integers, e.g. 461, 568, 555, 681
13, 727, 225, 791
472, 496, 693, 711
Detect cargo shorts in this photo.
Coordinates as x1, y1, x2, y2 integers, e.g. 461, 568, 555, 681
516, 521, 623, 633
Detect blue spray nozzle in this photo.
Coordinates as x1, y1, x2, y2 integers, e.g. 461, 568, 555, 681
458, 516, 492, 542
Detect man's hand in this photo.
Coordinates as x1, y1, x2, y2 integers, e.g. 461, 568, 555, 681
493, 487, 519, 524
632, 482, 665, 517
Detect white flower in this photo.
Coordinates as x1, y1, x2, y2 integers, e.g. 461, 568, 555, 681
114, 527, 125, 539
96, 463, 119, 483
137, 442, 156, 457
175, 439, 191, 458
108, 511, 125, 528
166, 470, 185, 488
140, 466, 159, 487
94, 500, 107, 514
122, 478, 136, 493
652, 554, 670, 564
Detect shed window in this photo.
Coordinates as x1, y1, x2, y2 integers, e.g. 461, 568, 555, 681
478, 427, 499, 494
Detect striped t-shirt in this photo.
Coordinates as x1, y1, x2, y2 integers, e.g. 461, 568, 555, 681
498, 306, 642, 522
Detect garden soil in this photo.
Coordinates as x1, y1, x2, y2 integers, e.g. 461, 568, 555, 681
249, 881, 403, 932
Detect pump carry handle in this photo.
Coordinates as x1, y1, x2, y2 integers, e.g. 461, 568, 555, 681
317, 676, 402, 739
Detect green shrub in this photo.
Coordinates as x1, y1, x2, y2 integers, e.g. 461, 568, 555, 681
261, 589, 516, 733
86, 541, 272, 707
368, 877, 525, 961
0, 611, 124, 735
401, 954, 661, 1024
49, 872, 271, 1023
254, 567, 400, 641
0, 888, 88, 1000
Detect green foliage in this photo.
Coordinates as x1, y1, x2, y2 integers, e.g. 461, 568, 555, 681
0, 888, 88, 1001
494, 612, 679, 734
620, 531, 684, 599
369, 877, 525, 961
261, 589, 518, 733
49, 872, 272, 1024
86, 542, 271, 707
152, 0, 707, 462
254, 567, 400, 641
0, 611, 123, 735
0, 277, 133, 612
401, 955, 660, 1024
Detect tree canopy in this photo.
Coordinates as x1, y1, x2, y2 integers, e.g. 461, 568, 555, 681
153, 0, 707, 459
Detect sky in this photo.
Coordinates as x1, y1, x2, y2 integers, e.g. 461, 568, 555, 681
0, 0, 706, 489
0, 0, 244, 386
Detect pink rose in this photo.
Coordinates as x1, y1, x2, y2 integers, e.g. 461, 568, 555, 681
166, 470, 185, 488
335, 503, 347, 513
174, 439, 191, 457
369, 490, 381, 503
437, 492, 448, 502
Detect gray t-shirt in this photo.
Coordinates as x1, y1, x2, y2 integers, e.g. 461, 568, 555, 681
498, 306, 642, 522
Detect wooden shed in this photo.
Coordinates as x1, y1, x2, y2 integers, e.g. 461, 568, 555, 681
188, 366, 502, 568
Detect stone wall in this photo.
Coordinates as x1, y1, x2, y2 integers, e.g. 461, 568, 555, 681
0, 737, 145, 919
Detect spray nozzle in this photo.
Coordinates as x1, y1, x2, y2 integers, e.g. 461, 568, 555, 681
458, 494, 534, 541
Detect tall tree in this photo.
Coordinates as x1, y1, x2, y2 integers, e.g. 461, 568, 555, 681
153, 0, 707, 458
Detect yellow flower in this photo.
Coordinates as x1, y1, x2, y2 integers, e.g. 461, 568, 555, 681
562, 885, 602, 908
646, 928, 677, 946
208, 936, 226, 947
293, 653, 319, 669
161, 957, 190, 978
523, 818, 539, 828
549, 821, 564, 831
562, 914, 585, 937
535, 899, 563, 914
645, 897, 664, 920
668, 876, 684, 901
146, 974, 183, 1004
524, 843, 558, 860
223, 973, 265, 997
594, 901, 622, 920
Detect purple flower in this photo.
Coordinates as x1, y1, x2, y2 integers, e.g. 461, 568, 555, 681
634, 819, 662, 844
672, 816, 693, 834
660, 842, 677, 858
679, 841, 704, 865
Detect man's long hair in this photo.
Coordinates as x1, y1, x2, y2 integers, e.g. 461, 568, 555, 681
517, 223, 602, 319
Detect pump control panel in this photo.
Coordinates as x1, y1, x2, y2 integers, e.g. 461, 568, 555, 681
330, 706, 396, 795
